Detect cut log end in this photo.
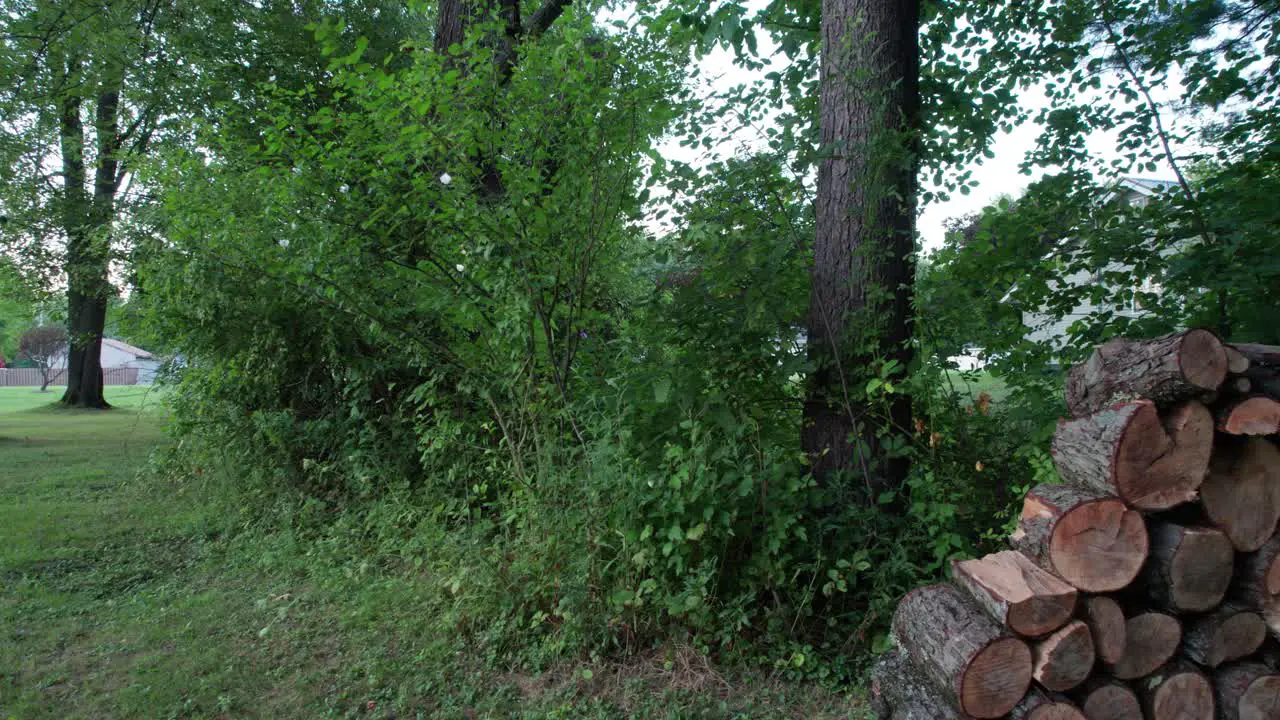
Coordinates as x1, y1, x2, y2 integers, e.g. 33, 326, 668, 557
1180, 328, 1230, 391
1084, 596, 1126, 665
1076, 680, 1141, 720
1143, 666, 1214, 720
1226, 345, 1253, 375
1009, 687, 1086, 720
961, 637, 1034, 718
1214, 663, 1280, 720
1032, 620, 1095, 692
1047, 498, 1148, 592
1108, 612, 1181, 680
1218, 396, 1280, 436
1184, 606, 1267, 668
1204, 438, 1280, 552
1146, 522, 1235, 612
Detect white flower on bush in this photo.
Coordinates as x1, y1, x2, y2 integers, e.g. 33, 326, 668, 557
440, 172, 452, 186
278, 238, 290, 249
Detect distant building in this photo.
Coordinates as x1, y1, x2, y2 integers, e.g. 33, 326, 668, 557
1020, 177, 1179, 351
52, 338, 162, 384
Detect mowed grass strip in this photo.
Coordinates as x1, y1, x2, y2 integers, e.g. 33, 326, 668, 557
0, 387, 861, 719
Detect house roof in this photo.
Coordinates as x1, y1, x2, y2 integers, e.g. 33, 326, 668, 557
103, 337, 154, 360
1121, 177, 1180, 196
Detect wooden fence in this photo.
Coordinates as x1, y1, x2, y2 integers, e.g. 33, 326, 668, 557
0, 367, 139, 387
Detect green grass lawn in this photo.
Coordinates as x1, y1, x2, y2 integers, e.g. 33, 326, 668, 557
0, 387, 861, 719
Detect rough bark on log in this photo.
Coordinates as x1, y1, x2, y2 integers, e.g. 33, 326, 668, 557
1032, 619, 1095, 692
1008, 687, 1086, 720
891, 584, 1032, 718
951, 551, 1078, 638
869, 648, 962, 720
1203, 438, 1280, 552
1213, 662, 1280, 720
1226, 345, 1253, 375
1082, 595, 1126, 665
1218, 396, 1280, 435
1107, 611, 1181, 680
1010, 484, 1148, 592
1052, 400, 1213, 511
1138, 660, 1215, 720
1234, 343, 1280, 368
1182, 604, 1266, 668
1234, 534, 1280, 612
1065, 330, 1227, 416
1142, 519, 1235, 612
1246, 368, 1280, 400
1071, 677, 1141, 720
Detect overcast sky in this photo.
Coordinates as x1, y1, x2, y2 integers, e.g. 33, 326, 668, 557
617, 6, 1184, 252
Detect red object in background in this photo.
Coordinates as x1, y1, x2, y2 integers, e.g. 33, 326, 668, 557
0, 351, 6, 368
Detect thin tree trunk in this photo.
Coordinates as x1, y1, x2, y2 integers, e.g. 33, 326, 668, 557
803, 0, 920, 492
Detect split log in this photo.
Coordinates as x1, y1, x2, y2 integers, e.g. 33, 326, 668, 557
951, 551, 1077, 637
1226, 344, 1253, 374
1052, 400, 1213, 511
1234, 534, 1280, 611
1065, 329, 1227, 416
1008, 687, 1085, 720
1214, 662, 1280, 720
1107, 611, 1181, 680
1142, 519, 1234, 612
1010, 484, 1148, 592
1082, 595, 1126, 665
1182, 604, 1266, 667
1218, 396, 1280, 435
1070, 677, 1141, 720
1032, 619, 1095, 692
1138, 661, 1215, 720
1203, 438, 1280, 552
891, 584, 1032, 718
1234, 343, 1280, 368
869, 649, 962, 720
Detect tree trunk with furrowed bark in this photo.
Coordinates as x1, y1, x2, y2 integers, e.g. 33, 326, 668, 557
803, 0, 920, 494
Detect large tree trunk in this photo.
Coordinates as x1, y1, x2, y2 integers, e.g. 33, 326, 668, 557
55, 52, 111, 409
803, 0, 919, 492
61, 75, 122, 410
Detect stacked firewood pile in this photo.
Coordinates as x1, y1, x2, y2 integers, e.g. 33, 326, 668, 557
872, 330, 1280, 719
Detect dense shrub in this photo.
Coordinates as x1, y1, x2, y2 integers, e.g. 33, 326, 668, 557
137, 15, 1024, 677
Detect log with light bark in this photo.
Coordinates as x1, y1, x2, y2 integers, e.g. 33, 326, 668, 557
951, 551, 1078, 638
1234, 343, 1280, 368
1082, 595, 1126, 665
1226, 345, 1253, 375
891, 584, 1032, 718
1065, 329, 1227, 417
1106, 611, 1182, 680
1218, 396, 1280, 435
1203, 438, 1280, 552
1070, 677, 1141, 720
869, 649, 962, 720
1182, 604, 1267, 667
1032, 619, 1095, 692
1138, 660, 1215, 720
1234, 534, 1280, 612
1010, 484, 1148, 592
1007, 687, 1086, 720
1052, 400, 1213, 510
1142, 519, 1235, 612
1213, 662, 1280, 720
